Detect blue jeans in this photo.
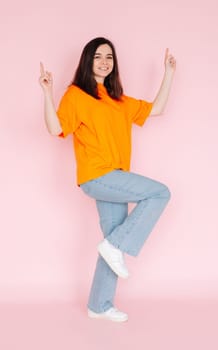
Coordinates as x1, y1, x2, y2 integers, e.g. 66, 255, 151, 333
80, 170, 171, 313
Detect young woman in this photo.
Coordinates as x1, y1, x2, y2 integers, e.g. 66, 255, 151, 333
39, 37, 176, 322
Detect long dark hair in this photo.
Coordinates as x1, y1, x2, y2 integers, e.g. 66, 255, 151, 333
70, 37, 123, 100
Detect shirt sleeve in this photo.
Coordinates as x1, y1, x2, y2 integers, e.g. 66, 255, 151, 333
56, 87, 81, 138
124, 95, 153, 126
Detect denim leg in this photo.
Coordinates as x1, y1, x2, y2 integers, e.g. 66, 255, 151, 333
109, 190, 170, 256
81, 170, 171, 257
87, 201, 128, 313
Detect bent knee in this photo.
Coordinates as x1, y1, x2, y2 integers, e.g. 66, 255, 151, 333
161, 185, 171, 200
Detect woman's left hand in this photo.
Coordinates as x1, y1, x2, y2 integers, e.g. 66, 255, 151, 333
164, 48, 176, 72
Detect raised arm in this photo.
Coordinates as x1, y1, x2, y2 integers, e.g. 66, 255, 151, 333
39, 62, 63, 135
150, 48, 176, 116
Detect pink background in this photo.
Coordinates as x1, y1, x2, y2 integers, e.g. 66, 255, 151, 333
1, 0, 218, 316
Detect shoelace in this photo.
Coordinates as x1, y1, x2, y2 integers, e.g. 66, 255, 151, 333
107, 307, 119, 315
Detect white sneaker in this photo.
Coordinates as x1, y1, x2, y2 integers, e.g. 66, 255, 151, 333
97, 239, 129, 279
88, 307, 128, 322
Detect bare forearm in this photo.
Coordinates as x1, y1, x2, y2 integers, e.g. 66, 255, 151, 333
151, 70, 175, 115
44, 91, 62, 135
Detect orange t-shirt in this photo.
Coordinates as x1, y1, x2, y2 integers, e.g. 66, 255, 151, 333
57, 83, 153, 185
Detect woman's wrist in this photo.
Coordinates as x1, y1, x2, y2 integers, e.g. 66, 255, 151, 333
164, 66, 175, 77
163, 68, 175, 84
43, 89, 54, 100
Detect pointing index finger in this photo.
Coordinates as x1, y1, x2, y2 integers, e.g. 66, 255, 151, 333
165, 48, 169, 59
40, 62, 45, 75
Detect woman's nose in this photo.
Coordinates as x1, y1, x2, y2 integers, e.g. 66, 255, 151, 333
101, 57, 107, 65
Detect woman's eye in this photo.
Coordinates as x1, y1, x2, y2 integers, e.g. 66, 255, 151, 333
94, 55, 113, 60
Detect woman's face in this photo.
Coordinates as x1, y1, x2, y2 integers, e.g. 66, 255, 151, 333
92, 44, 114, 83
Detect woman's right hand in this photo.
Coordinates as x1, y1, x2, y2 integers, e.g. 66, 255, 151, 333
39, 62, 53, 93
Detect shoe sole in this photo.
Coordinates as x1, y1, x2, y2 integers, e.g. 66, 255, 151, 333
88, 311, 128, 322
97, 244, 129, 279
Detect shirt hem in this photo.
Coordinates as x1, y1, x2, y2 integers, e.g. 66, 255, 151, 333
77, 167, 127, 186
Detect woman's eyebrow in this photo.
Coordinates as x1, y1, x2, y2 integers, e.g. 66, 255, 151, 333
94, 53, 113, 56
